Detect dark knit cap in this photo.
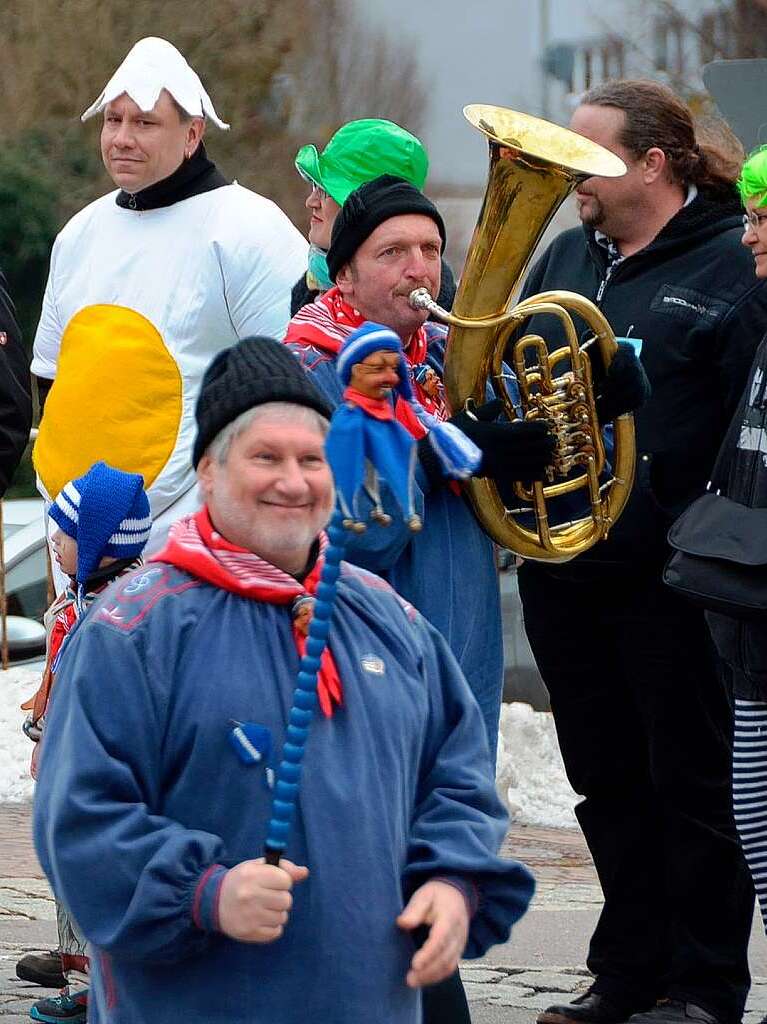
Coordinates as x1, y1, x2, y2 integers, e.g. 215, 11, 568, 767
326, 174, 447, 282
193, 336, 334, 467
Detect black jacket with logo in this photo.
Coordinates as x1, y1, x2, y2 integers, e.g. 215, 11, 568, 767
0, 268, 32, 496
514, 190, 767, 571
705, 334, 767, 692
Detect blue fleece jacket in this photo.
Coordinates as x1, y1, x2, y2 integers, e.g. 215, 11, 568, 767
287, 327, 504, 755
33, 560, 534, 1024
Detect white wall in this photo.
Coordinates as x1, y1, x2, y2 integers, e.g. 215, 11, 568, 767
361, 0, 540, 188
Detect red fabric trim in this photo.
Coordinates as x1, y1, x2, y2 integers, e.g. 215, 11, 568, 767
395, 398, 427, 440
284, 320, 343, 353
212, 869, 224, 932
49, 604, 78, 665
294, 626, 343, 718
192, 863, 219, 929
60, 953, 89, 975
343, 387, 395, 421
99, 952, 117, 1011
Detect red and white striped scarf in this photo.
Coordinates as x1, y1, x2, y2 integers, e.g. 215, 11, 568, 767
151, 508, 343, 716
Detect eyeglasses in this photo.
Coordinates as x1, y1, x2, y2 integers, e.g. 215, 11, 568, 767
297, 168, 328, 200
743, 209, 767, 231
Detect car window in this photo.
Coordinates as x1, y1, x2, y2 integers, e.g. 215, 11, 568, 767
6, 545, 48, 623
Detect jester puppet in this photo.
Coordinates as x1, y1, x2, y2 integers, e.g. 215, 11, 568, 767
324, 322, 481, 532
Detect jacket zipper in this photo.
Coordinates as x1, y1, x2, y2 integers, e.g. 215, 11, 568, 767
592, 247, 635, 309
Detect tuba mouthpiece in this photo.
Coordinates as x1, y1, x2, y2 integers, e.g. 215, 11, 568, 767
409, 287, 434, 311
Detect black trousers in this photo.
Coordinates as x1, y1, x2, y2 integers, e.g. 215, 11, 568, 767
422, 969, 470, 1023
518, 563, 754, 1024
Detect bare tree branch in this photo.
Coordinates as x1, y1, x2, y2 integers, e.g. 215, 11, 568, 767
291, 0, 427, 145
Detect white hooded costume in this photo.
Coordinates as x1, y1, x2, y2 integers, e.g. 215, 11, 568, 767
32, 38, 307, 551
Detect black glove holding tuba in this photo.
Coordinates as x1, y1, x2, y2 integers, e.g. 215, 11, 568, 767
418, 343, 648, 491
588, 341, 651, 425
419, 398, 556, 489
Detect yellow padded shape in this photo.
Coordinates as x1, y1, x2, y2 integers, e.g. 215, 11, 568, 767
34, 304, 182, 500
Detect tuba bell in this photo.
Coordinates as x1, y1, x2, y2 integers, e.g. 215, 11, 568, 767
411, 104, 636, 562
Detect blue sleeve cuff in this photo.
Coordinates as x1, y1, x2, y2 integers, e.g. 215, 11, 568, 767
192, 864, 228, 932
431, 874, 480, 918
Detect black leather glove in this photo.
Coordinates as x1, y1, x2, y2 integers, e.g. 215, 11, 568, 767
448, 398, 556, 483
589, 342, 651, 425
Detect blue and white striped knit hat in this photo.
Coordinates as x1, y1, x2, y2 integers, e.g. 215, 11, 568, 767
337, 322, 412, 399
48, 461, 151, 586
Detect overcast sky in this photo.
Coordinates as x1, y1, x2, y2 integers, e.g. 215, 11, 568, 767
361, 0, 597, 187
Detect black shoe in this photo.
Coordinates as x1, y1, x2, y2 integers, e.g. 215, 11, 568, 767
627, 1001, 720, 1024
538, 991, 652, 1024
15, 950, 66, 989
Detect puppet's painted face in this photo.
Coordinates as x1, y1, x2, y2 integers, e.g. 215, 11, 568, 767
293, 601, 313, 636
419, 367, 440, 400
350, 351, 401, 400
101, 90, 204, 193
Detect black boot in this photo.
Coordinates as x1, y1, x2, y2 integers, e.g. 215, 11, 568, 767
15, 950, 66, 989
538, 989, 654, 1024
627, 1001, 722, 1024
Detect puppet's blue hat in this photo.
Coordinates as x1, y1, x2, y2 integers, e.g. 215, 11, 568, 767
336, 323, 412, 400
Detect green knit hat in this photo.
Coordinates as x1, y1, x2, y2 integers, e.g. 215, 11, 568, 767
295, 118, 429, 206
738, 145, 767, 208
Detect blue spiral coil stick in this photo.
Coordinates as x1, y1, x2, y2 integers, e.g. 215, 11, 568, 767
263, 509, 346, 866
263, 321, 480, 867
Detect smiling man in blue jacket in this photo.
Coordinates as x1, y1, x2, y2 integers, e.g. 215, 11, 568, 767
32, 336, 534, 1024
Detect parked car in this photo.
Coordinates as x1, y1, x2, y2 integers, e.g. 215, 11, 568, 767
2, 498, 48, 663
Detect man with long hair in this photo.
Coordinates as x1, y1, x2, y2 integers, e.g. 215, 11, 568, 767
515, 80, 767, 1024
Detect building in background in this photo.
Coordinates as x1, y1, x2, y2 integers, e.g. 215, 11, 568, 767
544, 0, 767, 117
360, 0, 767, 273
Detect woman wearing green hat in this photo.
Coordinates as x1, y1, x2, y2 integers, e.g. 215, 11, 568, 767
291, 117, 456, 315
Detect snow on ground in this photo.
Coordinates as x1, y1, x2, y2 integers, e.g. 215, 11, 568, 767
0, 664, 39, 802
0, 665, 579, 828
496, 701, 579, 828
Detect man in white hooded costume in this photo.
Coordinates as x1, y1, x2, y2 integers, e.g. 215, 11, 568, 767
31, 37, 307, 562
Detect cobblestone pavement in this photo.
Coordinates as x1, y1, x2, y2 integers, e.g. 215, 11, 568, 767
1, 804, 766, 1023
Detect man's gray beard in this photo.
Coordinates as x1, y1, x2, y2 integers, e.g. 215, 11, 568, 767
211, 486, 330, 570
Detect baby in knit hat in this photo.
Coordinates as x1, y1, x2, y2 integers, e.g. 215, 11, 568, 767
20, 461, 150, 1024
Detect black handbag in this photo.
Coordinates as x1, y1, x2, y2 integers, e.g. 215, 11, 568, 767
664, 492, 767, 620
663, 399, 767, 619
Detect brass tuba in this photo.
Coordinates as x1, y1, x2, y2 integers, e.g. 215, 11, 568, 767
411, 104, 636, 562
